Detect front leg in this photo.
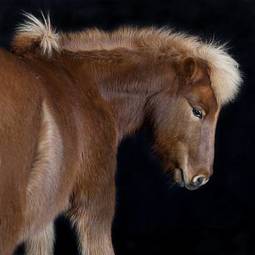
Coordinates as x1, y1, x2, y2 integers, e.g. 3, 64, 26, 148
68, 140, 117, 255
25, 222, 55, 255
68, 98, 117, 255
69, 180, 116, 255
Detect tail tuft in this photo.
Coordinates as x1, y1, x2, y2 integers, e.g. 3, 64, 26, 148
12, 12, 59, 57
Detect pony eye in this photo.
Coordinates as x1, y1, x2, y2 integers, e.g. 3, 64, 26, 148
192, 107, 203, 119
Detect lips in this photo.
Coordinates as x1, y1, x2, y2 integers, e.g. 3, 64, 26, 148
174, 168, 185, 187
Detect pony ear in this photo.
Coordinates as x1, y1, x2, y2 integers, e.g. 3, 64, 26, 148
182, 57, 199, 81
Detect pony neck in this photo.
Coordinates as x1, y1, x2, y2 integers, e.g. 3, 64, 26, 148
64, 49, 177, 140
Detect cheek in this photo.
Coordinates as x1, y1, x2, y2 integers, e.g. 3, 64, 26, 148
162, 98, 201, 141
179, 99, 199, 125
176, 100, 201, 140
168, 100, 196, 141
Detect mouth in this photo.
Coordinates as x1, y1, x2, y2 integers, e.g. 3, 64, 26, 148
174, 168, 185, 187
173, 168, 201, 191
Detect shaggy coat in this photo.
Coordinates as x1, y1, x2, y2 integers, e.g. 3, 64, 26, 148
0, 13, 241, 255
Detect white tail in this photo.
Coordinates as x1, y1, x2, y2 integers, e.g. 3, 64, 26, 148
16, 12, 60, 56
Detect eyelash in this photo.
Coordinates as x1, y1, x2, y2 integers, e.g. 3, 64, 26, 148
192, 107, 203, 119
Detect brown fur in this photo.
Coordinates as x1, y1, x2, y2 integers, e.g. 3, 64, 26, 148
12, 14, 242, 104
0, 22, 241, 255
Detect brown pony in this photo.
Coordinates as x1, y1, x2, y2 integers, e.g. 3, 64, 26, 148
0, 13, 241, 255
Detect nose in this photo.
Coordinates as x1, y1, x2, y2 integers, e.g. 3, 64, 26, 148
191, 175, 209, 188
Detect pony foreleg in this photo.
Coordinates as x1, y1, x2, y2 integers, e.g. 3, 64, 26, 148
69, 179, 116, 255
25, 222, 55, 255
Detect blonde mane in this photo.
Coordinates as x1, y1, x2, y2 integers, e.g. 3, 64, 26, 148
13, 13, 242, 105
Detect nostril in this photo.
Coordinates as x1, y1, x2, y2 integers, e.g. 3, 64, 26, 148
192, 175, 208, 187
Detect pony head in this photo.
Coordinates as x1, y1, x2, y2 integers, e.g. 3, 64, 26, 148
151, 49, 241, 190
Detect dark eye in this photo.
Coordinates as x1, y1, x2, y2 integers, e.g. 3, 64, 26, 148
192, 107, 203, 119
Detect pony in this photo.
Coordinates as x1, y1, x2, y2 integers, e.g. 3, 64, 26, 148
0, 13, 241, 255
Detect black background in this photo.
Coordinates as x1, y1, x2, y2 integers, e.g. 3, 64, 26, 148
0, 0, 254, 254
